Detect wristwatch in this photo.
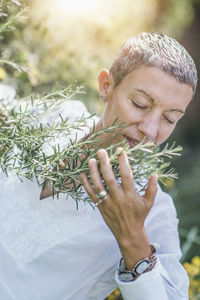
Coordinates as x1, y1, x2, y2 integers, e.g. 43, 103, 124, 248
118, 243, 159, 282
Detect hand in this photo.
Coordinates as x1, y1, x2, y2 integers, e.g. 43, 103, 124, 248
40, 153, 86, 200
80, 148, 158, 269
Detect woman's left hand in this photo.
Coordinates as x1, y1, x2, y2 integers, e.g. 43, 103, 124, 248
80, 148, 158, 270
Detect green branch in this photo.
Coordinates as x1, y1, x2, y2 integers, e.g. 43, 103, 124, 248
0, 92, 182, 208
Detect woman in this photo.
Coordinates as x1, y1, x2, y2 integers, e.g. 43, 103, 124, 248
0, 32, 197, 300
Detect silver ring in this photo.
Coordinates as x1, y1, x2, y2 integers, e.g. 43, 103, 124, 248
95, 189, 108, 200
94, 199, 103, 207
94, 190, 108, 207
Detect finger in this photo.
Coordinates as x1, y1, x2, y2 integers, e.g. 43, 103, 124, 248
97, 149, 118, 194
88, 158, 106, 194
144, 175, 158, 211
117, 148, 135, 192
80, 172, 101, 206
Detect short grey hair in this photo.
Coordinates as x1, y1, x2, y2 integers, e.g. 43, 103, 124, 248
110, 32, 198, 93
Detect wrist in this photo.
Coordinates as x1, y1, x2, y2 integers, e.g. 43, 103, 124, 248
118, 243, 159, 282
118, 229, 152, 270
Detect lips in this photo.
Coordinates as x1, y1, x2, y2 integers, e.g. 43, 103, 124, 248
124, 135, 140, 148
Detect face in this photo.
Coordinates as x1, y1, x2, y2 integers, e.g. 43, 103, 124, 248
97, 66, 193, 148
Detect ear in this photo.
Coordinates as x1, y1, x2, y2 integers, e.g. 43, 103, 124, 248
98, 69, 114, 102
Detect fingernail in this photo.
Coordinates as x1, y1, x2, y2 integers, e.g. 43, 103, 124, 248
89, 158, 96, 164
116, 147, 123, 155
152, 174, 158, 184
97, 149, 107, 159
97, 149, 105, 154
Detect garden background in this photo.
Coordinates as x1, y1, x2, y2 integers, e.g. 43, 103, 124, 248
0, 0, 200, 298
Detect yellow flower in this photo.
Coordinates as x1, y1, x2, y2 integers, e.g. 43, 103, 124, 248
106, 288, 121, 299
192, 256, 200, 268
107, 295, 115, 300
114, 289, 120, 296
28, 63, 40, 87
0, 67, 7, 80
184, 262, 198, 277
184, 257, 200, 278
184, 256, 200, 299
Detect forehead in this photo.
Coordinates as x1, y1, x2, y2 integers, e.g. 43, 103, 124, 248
118, 66, 193, 109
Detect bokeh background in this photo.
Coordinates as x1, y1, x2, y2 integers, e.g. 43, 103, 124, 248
0, 0, 200, 298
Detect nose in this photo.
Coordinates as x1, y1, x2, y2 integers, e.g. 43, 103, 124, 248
138, 111, 161, 141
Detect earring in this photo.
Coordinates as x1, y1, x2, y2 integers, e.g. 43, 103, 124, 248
100, 94, 106, 101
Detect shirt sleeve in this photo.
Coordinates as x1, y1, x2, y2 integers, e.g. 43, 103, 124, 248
115, 261, 168, 300
115, 186, 189, 300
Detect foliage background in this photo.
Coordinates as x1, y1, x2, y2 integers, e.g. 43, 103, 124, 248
0, 0, 200, 298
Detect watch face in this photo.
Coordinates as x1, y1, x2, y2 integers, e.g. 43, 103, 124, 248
135, 259, 150, 275
119, 271, 134, 282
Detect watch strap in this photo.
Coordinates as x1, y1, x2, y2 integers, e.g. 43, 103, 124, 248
118, 243, 159, 282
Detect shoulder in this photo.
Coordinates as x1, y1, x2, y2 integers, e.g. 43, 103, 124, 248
42, 100, 99, 129
49, 100, 89, 120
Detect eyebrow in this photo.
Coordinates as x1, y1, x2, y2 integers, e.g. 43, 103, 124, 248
134, 88, 185, 114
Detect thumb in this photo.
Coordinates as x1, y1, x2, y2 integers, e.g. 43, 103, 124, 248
144, 175, 158, 211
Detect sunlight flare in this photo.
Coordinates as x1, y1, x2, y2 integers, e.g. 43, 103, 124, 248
57, 0, 98, 15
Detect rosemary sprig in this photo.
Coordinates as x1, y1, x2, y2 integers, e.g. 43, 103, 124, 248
0, 93, 182, 208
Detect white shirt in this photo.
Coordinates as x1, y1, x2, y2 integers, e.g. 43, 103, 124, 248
0, 100, 189, 299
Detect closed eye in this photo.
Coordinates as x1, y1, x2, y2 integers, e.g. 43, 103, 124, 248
164, 116, 176, 125
130, 100, 147, 109
130, 98, 177, 125
164, 117, 176, 125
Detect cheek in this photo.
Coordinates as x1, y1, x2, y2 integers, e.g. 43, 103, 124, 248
106, 100, 128, 124
158, 126, 175, 145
